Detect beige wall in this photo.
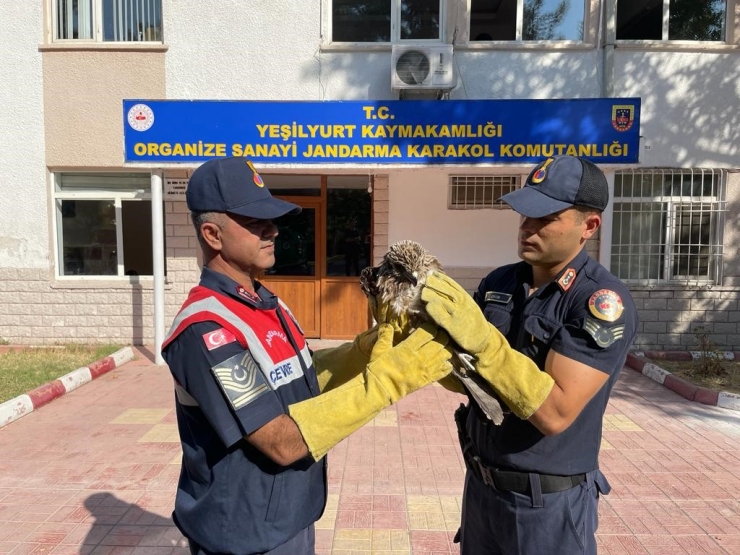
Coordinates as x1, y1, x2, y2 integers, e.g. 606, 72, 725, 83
43, 51, 166, 168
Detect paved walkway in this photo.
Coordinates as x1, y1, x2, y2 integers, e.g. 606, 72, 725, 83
1, 346, 739, 555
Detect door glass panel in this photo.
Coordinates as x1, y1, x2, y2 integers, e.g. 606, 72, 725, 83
268, 208, 316, 276
326, 176, 372, 277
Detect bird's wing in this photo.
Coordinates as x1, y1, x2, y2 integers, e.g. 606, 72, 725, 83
453, 352, 506, 425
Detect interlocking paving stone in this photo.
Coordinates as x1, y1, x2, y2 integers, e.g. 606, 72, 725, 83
1, 347, 740, 554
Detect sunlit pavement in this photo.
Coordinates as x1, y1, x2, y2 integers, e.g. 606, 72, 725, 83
0, 344, 739, 555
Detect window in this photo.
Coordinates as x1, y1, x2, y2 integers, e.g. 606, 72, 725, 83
611, 169, 727, 285
470, 0, 585, 42
54, 173, 158, 278
53, 0, 162, 42
449, 175, 519, 209
332, 0, 442, 42
616, 0, 726, 41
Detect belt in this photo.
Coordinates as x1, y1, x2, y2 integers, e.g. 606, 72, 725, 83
469, 455, 585, 494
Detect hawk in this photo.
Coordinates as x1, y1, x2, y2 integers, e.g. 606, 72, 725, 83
360, 240, 505, 424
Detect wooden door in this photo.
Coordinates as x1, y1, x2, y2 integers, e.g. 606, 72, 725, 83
261, 176, 373, 339
321, 176, 373, 339
261, 201, 322, 337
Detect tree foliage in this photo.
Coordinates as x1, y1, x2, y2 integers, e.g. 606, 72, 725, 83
523, 0, 571, 41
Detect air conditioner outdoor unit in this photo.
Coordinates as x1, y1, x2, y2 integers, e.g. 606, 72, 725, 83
391, 44, 455, 90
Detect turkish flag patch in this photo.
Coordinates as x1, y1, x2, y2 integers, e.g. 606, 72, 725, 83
202, 328, 237, 351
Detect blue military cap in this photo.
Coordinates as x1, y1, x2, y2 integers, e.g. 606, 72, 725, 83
500, 155, 608, 218
187, 157, 301, 219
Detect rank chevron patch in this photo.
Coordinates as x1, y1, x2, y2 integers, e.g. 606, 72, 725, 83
211, 351, 270, 410
583, 318, 625, 348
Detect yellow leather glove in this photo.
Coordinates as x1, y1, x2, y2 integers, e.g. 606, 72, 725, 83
312, 327, 378, 393
369, 294, 414, 343
421, 272, 554, 419
289, 322, 453, 460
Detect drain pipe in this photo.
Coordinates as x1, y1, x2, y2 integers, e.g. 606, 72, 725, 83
599, 1, 616, 270
601, 0, 615, 97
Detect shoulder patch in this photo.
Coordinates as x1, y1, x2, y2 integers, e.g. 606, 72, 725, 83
211, 351, 270, 411
484, 291, 512, 304
557, 268, 577, 292
202, 327, 237, 351
583, 317, 625, 348
588, 289, 624, 322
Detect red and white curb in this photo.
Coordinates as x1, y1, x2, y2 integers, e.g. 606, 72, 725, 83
626, 351, 740, 412
0, 346, 135, 429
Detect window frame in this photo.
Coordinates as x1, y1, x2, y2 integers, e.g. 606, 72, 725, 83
615, 0, 729, 44
467, 0, 592, 45
327, 0, 446, 45
49, 0, 164, 44
611, 169, 727, 286
51, 172, 154, 280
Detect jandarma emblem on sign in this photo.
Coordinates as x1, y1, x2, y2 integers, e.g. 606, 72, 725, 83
611, 105, 635, 132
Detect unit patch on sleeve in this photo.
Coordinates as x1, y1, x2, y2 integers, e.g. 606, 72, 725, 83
211, 351, 270, 411
583, 317, 625, 348
484, 291, 512, 305
588, 289, 624, 322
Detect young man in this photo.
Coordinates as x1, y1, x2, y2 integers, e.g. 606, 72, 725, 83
161, 156, 453, 555
421, 155, 638, 555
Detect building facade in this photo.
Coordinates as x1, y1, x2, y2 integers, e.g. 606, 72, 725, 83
1, 0, 738, 355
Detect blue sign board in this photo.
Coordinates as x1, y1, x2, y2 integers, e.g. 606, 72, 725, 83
123, 98, 640, 164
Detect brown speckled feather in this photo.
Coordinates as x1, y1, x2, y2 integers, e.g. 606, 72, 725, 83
360, 240, 505, 424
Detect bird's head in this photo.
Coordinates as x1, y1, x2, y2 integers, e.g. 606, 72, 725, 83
359, 240, 444, 337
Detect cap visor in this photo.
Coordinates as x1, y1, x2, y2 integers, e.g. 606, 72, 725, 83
228, 197, 302, 219
499, 187, 573, 218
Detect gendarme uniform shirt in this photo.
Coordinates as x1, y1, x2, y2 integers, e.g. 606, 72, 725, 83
466, 248, 637, 476
161, 268, 326, 555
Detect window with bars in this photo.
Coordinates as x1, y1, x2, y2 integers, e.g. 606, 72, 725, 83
449, 175, 519, 209
610, 169, 727, 285
54, 0, 162, 42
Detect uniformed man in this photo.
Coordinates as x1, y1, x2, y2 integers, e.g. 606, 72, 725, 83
421, 155, 638, 555
162, 157, 453, 555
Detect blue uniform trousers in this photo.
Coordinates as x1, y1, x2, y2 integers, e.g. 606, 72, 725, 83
187, 524, 315, 555
458, 470, 608, 555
